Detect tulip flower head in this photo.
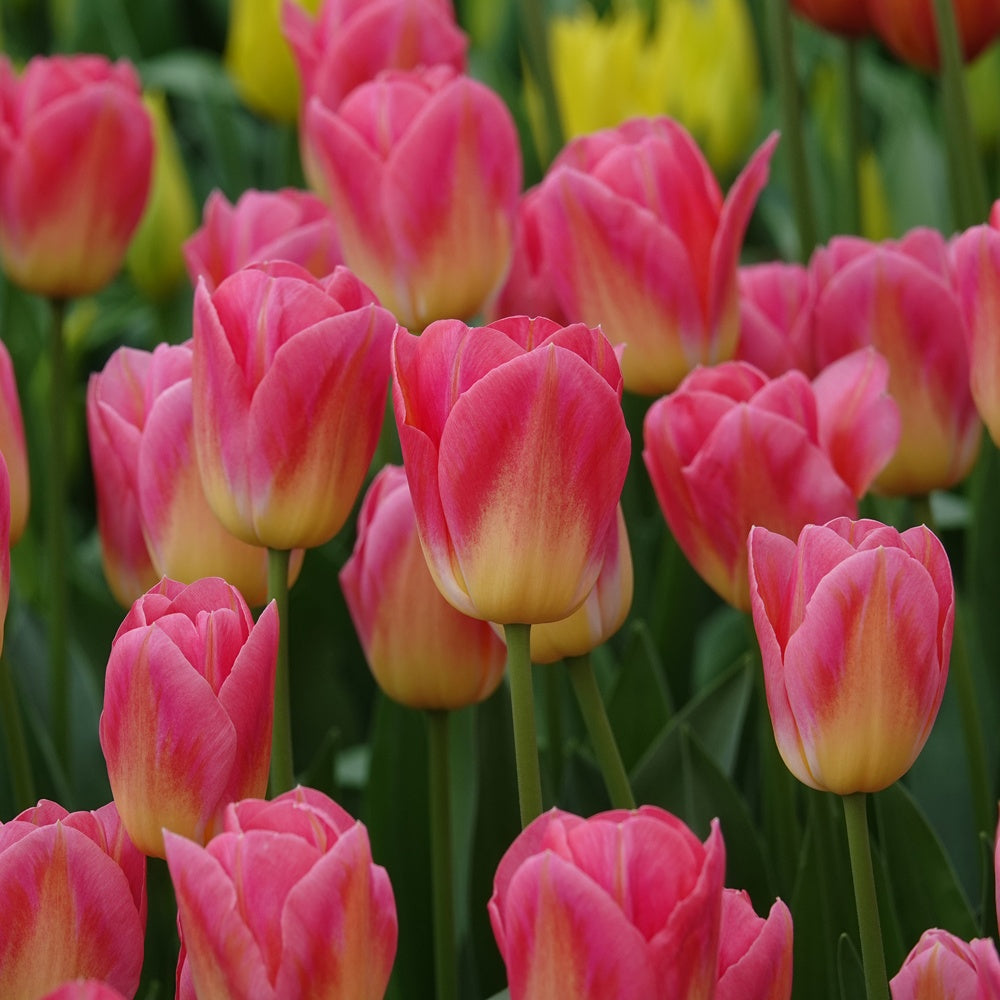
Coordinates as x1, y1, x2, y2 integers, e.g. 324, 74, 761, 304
0, 339, 28, 544
0, 54, 153, 297
0, 800, 146, 999
340, 464, 508, 709
489, 806, 726, 999
716, 889, 794, 1000
166, 786, 397, 1000
791, 0, 873, 36
890, 929, 1000, 999
100, 577, 279, 857
748, 517, 954, 794
392, 316, 630, 625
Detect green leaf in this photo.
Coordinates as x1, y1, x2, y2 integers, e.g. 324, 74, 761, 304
836, 933, 865, 1000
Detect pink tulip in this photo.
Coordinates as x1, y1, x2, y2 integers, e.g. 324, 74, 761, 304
736, 262, 817, 378
489, 806, 725, 999
39, 983, 128, 1000
0, 341, 28, 543
716, 889, 793, 1000
868, 0, 1000, 71
339, 464, 508, 709
890, 929, 1000, 999
811, 230, 981, 495
166, 786, 397, 1000
643, 351, 899, 610
0, 456, 12, 653
305, 65, 521, 330
283, 0, 466, 111
184, 187, 342, 293
748, 517, 954, 794
528, 118, 777, 394
88, 343, 298, 607
0, 55, 152, 297
193, 261, 397, 549
791, 0, 873, 36
0, 800, 146, 999
951, 224, 1000, 448
392, 316, 630, 625
524, 504, 633, 664
99, 577, 278, 857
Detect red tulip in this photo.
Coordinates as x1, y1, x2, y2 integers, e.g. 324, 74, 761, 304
489, 806, 725, 999
305, 65, 521, 329
0, 55, 152, 297
890, 929, 1000, 998
193, 261, 397, 549
99, 577, 278, 857
166, 786, 397, 1000
392, 316, 630, 624
340, 464, 507, 709
0, 800, 146, 999
184, 187, 342, 293
716, 889, 794, 1000
748, 517, 954, 794
643, 351, 898, 609
528, 118, 777, 394
791, 0, 873, 37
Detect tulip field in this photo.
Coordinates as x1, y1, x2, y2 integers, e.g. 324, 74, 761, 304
3, 0, 1000, 997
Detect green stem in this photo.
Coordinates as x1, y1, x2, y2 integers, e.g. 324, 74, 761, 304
843, 37, 862, 235
767, 0, 817, 258
566, 654, 635, 810
516, 0, 564, 166
932, 0, 989, 227
426, 710, 458, 1000
0, 652, 35, 810
267, 547, 294, 795
505, 623, 543, 826
842, 793, 890, 1000
46, 296, 69, 776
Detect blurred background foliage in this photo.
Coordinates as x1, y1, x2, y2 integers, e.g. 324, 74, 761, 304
1, 1, 1000, 998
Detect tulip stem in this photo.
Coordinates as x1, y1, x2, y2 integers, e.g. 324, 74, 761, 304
505, 623, 543, 826
0, 652, 35, 811
932, 0, 989, 227
427, 709, 458, 1000
842, 792, 890, 1000
766, 0, 818, 258
566, 654, 635, 810
268, 547, 294, 796
46, 296, 70, 779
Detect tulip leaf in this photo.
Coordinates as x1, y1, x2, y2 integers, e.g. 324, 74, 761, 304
873, 781, 978, 948
483, 991, 510, 1000
836, 933, 865, 1000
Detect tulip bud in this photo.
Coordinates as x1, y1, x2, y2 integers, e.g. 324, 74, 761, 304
890, 929, 1000, 998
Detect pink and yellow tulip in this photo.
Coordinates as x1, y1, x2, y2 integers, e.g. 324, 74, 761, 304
166, 786, 397, 1000
0, 340, 29, 544
340, 464, 508, 709
0, 800, 146, 999
305, 65, 520, 330
99, 577, 278, 857
522, 118, 777, 394
488, 806, 725, 999
890, 929, 1000, 998
643, 351, 899, 609
748, 517, 954, 794
0, 55, 152, 297
716, 889, 794, 1000
192, 261, 397, 550
183, 187, 342, 293
392, 316, 630, 625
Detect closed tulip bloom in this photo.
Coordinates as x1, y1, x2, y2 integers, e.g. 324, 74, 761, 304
489, 806, 725, 999
99, 577, 279, 857
868, 0, 1000, 71
791, 0, 873, 36
890, 930, 1000, 999
0, 55, 152, 297
305, 65, 521, 330
748, 517, 954, 794
716, 889, 793, 1000
525, 505, 633, 664
0, 800, 146, 999
811, 231, 981, 495
643, 351, 899, 610
88, 343, 296, 607
193, 261, 397, 549
166, 786, 397, 1000
283, 0, 466, 112
0, 339, 29, 543
340, 464, 507, 709
393, 316, 630, 624
184, 187, 342, 293
530, 118, 777, 394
